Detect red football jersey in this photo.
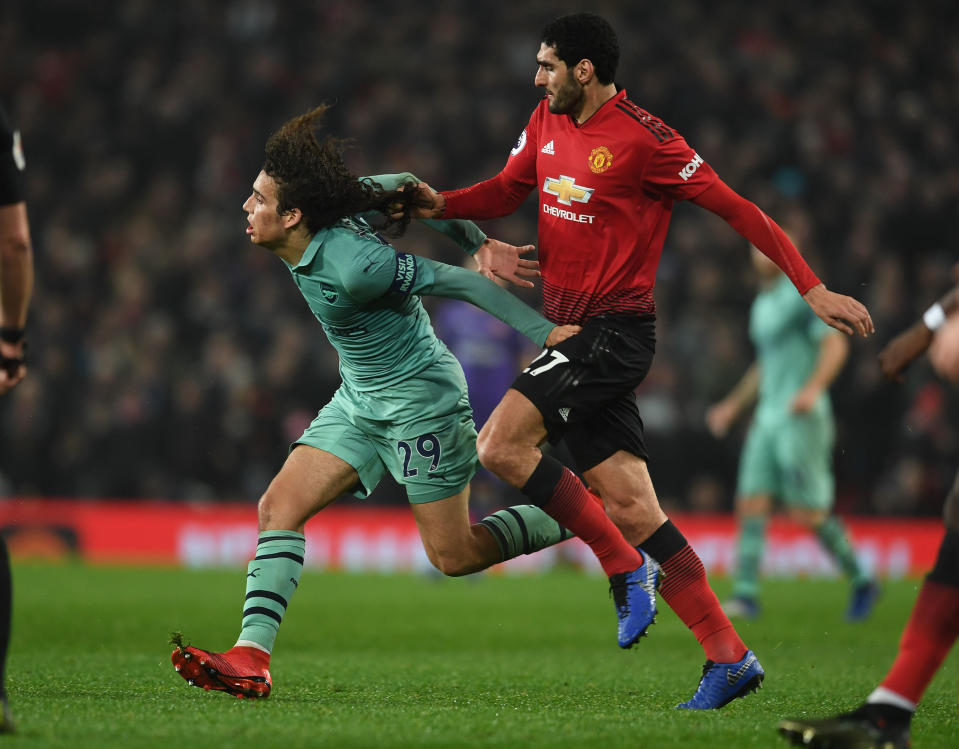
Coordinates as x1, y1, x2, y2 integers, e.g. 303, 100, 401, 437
443, 90, 719, 325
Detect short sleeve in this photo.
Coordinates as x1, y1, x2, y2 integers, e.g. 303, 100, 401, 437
640, 136, 718, 201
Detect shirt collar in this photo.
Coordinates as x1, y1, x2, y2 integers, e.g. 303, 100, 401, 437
290, 231, 324, 272
572, 88, 628, 127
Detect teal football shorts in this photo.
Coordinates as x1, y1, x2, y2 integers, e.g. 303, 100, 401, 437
735, 412, 835, 510
295, 349, 479, 504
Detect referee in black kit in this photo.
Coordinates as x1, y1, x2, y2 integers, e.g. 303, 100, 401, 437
0, 98, 35, 733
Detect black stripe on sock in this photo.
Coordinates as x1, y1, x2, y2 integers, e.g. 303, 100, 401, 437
258, 535, 305, 546
244, 590, 289, 609
503, 507, 531, 554
254, 551, 305, 564
638, 519, 686, 564
520, 455, 565, 507
242, 606, 283, 624
557, 521, 573, 541
479, 518, 509, 561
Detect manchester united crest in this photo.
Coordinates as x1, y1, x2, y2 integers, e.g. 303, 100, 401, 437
588, 146, 613, 174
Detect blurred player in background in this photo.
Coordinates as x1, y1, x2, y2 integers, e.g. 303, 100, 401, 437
0, 100, 34, 733
171, 104, 658, 699
408, 12, 873, 709
779, 278, 959, 749
707, 244, 878, 621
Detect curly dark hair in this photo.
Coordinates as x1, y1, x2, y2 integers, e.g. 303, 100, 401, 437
541, 13, 619, 86
262, 104, 413, 236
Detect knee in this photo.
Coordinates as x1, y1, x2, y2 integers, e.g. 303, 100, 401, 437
476, 428, 510, 476
257, 490, 279, 530
788, 508, 826, 530
600, 487, 664, 540
426, 549, 472, 577
257, 484, 299, 531
737, 496, 771, 519
601, 488, 638, 522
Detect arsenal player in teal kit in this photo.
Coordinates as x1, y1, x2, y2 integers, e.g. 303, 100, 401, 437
411, 13, 874, 709
170, 103, 668, 701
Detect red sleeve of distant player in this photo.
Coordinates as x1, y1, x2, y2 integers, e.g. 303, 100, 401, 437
441, 109, 540, 220
692, 180, 821, 294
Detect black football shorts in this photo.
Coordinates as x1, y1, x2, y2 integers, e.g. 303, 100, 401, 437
511, 314, 656, 473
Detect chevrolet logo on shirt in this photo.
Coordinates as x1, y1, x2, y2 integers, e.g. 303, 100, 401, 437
542, 175, 594, 206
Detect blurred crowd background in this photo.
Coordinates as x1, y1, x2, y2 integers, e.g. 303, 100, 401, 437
0, 0, 957, 516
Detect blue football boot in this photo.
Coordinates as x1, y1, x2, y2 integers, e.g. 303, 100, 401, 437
846, 580, 880, 622
722, 596, 761, 620
609, 551, 660, 649
676, 649, 764, 709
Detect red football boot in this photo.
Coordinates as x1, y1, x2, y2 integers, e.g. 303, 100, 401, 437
170, 634, 271, 699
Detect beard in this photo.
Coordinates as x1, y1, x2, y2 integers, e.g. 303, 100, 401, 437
547, 75, 586, 116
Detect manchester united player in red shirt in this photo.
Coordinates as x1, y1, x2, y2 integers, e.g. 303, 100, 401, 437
411, 13, 874, 710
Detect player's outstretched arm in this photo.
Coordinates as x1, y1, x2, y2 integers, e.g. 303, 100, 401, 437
791, 331, 848, 413
415, 258, 577, 348
878, 321, 933, 382
405, 182, 445, 219
879, 284, 958, 381
929, 310, 959, 382
692, 181, 874, 337
473, 238, 540, 289
366, 173, 486, 249
802, 284, 874, 338
705, 363, 759, 438
373, 175, 539, 290
545, 325, 579, 346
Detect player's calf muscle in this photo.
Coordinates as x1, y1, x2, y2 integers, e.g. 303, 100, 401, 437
424, 527, 499, 576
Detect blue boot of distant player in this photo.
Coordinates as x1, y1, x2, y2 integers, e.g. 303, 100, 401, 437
722, 595, 760, 620
675, 649, 764, 709
845, 580, 880, 621
609, 551, 661, 649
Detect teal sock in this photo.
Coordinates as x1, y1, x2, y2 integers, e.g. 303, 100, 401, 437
237, 530, 305, 653
731, 515, 767, 601
816, 516, 869, 587
479, 505, 572, 561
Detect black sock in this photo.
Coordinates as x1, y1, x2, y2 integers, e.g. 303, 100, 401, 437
637, 519, 686, 564
519, 454, 565, 508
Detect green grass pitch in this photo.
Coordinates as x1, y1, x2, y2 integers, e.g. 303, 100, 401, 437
6, 563, 958, 747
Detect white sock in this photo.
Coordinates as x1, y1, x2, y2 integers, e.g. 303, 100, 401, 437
234, 639, 271, 654
866, 686, 916, 713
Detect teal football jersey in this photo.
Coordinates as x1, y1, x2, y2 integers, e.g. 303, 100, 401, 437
285, 210, 552, 392
750, 275, 833, 424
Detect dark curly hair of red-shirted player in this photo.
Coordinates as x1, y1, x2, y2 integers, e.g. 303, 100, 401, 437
541, 13, 620, 86
263, 104, 415, 237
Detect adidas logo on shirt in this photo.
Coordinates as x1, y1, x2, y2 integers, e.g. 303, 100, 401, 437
541, 140, 555, 155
